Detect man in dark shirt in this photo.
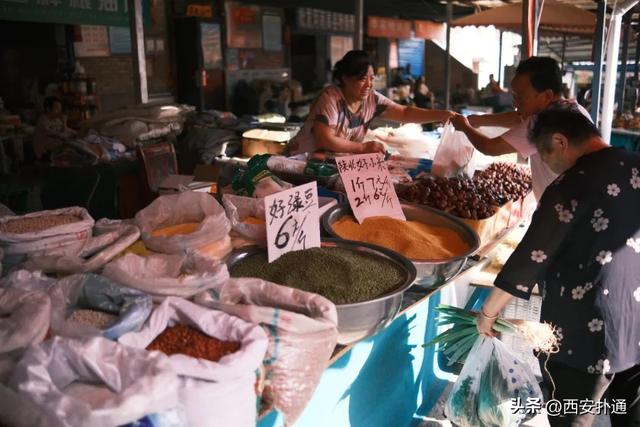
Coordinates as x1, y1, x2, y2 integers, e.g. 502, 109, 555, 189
476, 107, 640, 427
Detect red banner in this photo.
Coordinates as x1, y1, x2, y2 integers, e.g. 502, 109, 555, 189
367, 16, 412, 39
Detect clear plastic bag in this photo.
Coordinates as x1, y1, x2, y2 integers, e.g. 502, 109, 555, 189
445, 336, 543, 427
432, 123, 476, 179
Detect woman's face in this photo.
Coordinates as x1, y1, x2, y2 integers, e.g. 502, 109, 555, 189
341, 66, 375, 101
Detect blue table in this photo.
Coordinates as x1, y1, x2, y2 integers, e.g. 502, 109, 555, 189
258, 259, 491, 427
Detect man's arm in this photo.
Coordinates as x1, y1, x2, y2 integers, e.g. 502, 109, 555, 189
380, 103, 452, 124
312, 121, 384, 153
468, 111, 522, 128
450, 114, 517, 156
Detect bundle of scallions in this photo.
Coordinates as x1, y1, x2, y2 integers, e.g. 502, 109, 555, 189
425, 305, 559, 366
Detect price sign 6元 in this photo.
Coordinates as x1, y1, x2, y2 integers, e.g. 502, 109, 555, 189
264, 181, 321, 262
336, 153, 405, 223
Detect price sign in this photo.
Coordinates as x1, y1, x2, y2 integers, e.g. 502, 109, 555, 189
264, 181, 321, 262
336, 153, 406, 223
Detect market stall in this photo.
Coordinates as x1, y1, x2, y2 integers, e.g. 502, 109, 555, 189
0, 115, 542, 427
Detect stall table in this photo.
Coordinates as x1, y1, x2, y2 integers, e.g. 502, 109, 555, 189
40, 159, 142, 220
611, 128, 640, 152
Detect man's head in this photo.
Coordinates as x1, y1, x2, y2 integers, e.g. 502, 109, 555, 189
529, 106, 603, 174
511, 56, 562, 118
44, 96, 62, 115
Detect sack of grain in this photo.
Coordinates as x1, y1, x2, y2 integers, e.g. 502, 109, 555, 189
194, 278, 338, 425
102, 252, 229, 300
135, 192, 231, 255
54, 274, 153, 340
119, 297, 268, 427
0, 287, 50, 356
222, 193, 267, 245
1, 270, 153, 340
0, 207, 94, 268
24, 219, 140, 274
6, 336, 185, 427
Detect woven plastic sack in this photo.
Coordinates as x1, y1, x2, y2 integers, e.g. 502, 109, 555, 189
102, 252, 229, 300
6, 336, 185, 427
135, 192, 230, 254
194, 277, 338, 425
0, 207, 94, 267
222, 193, 267, 245
445, 336, 543, 427
432, 123, 476, 179
24, 219, 140, 273
119, 297, 269, 427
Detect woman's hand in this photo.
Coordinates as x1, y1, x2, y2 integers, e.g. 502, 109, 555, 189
476, 309, 498, 337
450, 113, 471, 131
362, 140, 386, 154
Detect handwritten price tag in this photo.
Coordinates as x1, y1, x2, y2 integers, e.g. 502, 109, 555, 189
264, 181, 321, 262
336, 153, 406, 223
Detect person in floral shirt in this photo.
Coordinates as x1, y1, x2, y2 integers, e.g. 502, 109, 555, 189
477, 107, 640, 426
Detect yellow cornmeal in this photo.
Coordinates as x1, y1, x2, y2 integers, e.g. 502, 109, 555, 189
151, 223, 200, 237
332, 215, 470, 260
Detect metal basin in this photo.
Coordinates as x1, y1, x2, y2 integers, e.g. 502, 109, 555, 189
225, 238, 417, 345
322, 203, 480, 289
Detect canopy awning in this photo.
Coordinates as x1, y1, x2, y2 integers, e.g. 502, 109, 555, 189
451, 0, 597, 36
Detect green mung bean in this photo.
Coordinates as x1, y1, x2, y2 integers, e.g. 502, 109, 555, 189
230, 247, 405, 304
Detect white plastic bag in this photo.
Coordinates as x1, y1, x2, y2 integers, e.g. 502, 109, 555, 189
0, 207, 94, 267
6, 336, 184, 427
194, 277, 338, 425
445, 336, 543, 427
135, 192, 231, 254
222, 193, 267, 245
0, 287, 50, 354
432, 123, 477, 178
102, 252, 229, 300
23, 219, 140, 273
119, 297, 269, 427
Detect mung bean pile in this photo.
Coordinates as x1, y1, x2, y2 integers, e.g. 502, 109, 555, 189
230, 247, 405, 304
0, 214, 80, 234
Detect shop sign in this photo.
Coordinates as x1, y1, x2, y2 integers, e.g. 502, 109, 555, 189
0, 0, 148, 27
264, 181, 321, 262
186, 4, 212, 18
201, 22, 223, 69
414, 20, 446, 44
336, 153, 405, 224
398, 38, 425, 77
367, 16, 412, 39
74, 25, 110, 57
225, 2, 262, 48
296, 7, 355, 33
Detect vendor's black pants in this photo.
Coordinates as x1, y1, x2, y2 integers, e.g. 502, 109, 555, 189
540, 361, 640, 427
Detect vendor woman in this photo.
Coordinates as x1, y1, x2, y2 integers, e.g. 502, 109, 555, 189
289, 50, 452, 155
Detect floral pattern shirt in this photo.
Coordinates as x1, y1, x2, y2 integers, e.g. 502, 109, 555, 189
495, 147, 640, 374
